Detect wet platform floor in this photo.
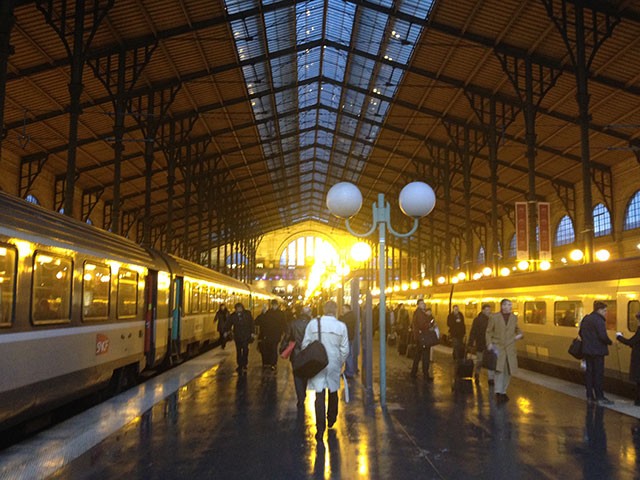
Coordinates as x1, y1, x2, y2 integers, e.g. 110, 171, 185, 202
12, 344, 640, 479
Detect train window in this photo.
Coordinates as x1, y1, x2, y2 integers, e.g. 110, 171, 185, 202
0, 245, 17, 326
157, 272, 170, 320
202, 286, 209, 313
554, 301, 583, 327
117, 269, 138, 318
191, 285, 200, 314
184, 281, 191, 314
629, 301, 640, 332
524, 301, 546, 324
464, 303, 477, 319
82, 263, 110, 320
32, 253, 72, 324
599, 300, 617, 330
209, 290, 216, 312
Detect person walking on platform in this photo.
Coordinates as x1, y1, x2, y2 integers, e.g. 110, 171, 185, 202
616, 312, 640, 405
258, 300, 286, 371
229, 302, 255, 374
410, 300, 437, 381
486, 299, 522, 403
340, 304, 357, 378
215, 303, 230, 349
468, 303, 495, 385
580, 301, 614, 405
284, 305, 312, 408
396, 303, 410, 355
302, 300, 349, 440
448, 305, 466, 360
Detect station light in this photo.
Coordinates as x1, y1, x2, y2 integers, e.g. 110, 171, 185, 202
560, 257, 568, 264
500, 267, 511, 277
410, 281, 419, 290
437, 276, 446, 285
451, 277, 459, 284
482, 266, 493, 276
393, 285, 400, 292
422, 279, 432, 287
401, 283, 409, 291
472, 273, 483, 280
569, 249, 584, 262
539, 260, 551, 271
637, 243, 640, 251
457, 272, 466, 281
351, 242, 372, 262
385, 287, 392, 294
595, 249, 611, 262
517, 260, 530, 271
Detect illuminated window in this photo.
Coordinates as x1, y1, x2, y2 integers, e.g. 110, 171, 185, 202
524, 301, 546, 325
508, 234, 517, 258
0, 245, 17, 326
629, 300, 640, 331
226, 253, 247, 269
593, 203, 612, 237
25, 194, 39, 205
477, 246, 485, 264
554, 215, 575, 246
32, 253, 72, 324
624, 191, 640, 231
554, 301, 583, 327
117, 269, 138, 318
279, 236, 338, 267
82, 262, 110, 320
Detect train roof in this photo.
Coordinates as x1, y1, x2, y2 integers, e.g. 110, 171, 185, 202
425, 256, 640, 296
163, 253, 250, 293
0, 191, 163, 268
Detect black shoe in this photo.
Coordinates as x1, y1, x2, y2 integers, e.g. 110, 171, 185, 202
597, 397, 614, 406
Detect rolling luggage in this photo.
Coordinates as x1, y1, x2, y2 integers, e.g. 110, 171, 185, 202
456, 351, 474, 379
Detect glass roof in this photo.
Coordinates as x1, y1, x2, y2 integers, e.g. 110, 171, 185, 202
225, 0, 435, 223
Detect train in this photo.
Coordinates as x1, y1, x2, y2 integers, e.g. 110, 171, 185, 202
390, 257, 640, 388
0, 191, 278, 431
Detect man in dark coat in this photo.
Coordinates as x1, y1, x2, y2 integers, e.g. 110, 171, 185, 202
340, 304, 357, 378
259, 299, 286, 370
467, 303, 494, 385
616, 311, 640, 405
579, 301, 613, 405
411, 300, 436, 380
215, 304, 230, 349
228, 303, 255, 374
447, 305, 466, 360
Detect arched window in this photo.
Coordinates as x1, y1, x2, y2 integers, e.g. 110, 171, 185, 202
508, 234, 517, 258
226, 252, 248, 269
624, 191, 640, 231
554, 215, 576, 246
25, 194, 39, 205
279, 236, 338, 267
477, 246, 485, 264
593, 203, 612, 237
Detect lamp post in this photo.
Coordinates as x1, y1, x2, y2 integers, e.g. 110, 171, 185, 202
326, 182, 436, 407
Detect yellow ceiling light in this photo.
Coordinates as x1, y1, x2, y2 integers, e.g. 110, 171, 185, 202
517, 260, 530, 271
482, 266, 493, 276
351, 242, 372, 262
595, 249, 611, 262
457, 272, 466, 281
437, 276, 446, 285
410, 281, 419, 290
539, 260, 551, 271
500, 267, 511, 277
422, 279, 432, 287
569, 249, 584, 262
401, 283, 409, 291
393, 285, 400, 292
451, 277, 459, 284
472, 273, 483, 280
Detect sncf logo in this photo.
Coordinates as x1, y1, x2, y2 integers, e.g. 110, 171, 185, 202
96, 334, 110, 355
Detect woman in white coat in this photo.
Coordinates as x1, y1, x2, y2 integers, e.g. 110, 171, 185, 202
302, 300, 350, 439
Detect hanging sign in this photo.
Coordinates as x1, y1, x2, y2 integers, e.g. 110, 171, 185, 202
538, 202, 552, 261
515, 202, 529, 260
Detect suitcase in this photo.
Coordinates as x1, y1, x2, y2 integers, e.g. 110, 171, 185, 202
456, 354, 474, 379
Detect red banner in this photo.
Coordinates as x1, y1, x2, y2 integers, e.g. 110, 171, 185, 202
538, 202, 552, 261
515, 202, 529, 260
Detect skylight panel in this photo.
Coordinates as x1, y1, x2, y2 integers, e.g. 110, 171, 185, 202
353, 9, 387, 56
316, 130, 334, 148
296, 0, 324, 43
270, 56, 297, 89
326, 0, 356, 45
319, 84, 342, 109
298, 83, 318, 109
297, 47, 321, 81
300, 130, 315, 148
397, 0, 435, 19
322, 47, 347, 82
265, 8, 296, 53
224, 0, 258, 16
299, 109, 318, 130
317, 108, 338, 130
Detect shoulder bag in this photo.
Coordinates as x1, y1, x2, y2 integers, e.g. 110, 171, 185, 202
419, 329, 439, 348
482, 349, 497, 370
292, 318, 329, 378
568, 337, 583, 359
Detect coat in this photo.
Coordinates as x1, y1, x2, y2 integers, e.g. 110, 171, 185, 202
618, 328, 640, 382
302, 315, 350, 392
468, 312, 489, 352
486, 312, 521, 374
412, 309, 436, 343
229, 311, 254, 343
259, 308, 286, 342
285, 314, 310, 359
579, 311, 611, 356
215, 309, 229, 334
447, 311, 466, 340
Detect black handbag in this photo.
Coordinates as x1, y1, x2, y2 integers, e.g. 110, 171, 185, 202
568, 337, 583, 359
482, 349, 497, 370
292, 318, 329, 378
419, 329, 439, 348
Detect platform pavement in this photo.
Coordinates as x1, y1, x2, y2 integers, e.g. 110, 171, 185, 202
3, 342, 640, 479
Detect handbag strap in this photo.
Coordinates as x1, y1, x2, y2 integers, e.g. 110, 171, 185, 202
317, 317, 322, 342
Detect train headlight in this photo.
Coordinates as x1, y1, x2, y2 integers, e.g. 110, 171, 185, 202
595, 249, 611, 262
569, 249, 584, 262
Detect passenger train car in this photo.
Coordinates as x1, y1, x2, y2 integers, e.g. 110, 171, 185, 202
409, 258, 640, 387
0, 192, 277, 431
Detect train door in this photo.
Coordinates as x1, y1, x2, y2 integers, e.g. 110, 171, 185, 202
172, 277, 183, 354
144, 271, 158, 365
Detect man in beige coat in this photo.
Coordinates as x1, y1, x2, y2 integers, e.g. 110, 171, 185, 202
486, 299, 523, 402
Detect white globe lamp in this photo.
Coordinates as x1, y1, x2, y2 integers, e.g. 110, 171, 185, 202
326, 182, 363, 218
398, 182, 436, 218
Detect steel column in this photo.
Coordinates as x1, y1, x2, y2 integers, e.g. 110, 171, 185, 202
524, 57, 539, 266
488, 99, 500, 272
463, 127, 473, 276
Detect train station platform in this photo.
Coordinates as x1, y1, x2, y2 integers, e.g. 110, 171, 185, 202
3, 343, 640, 479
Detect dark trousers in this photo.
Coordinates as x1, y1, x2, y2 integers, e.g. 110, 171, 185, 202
411, 346, 431, 377
451, 337, 465, 360
315, 389, 338, 431
585, 354, 605, 400
235, 340, 250, 368
293, 373, 307, 406
261, 339, 279, 366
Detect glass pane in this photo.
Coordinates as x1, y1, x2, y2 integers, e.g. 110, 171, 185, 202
602, 300, 617, 330
33, 253, 72, 323
202, 286, 209, 313
629, 301, 640, 331
554, 301, 583, 327
289, 241, 296, 266
524, 301, 546, 325
0, 245, 17, 325
192, 285, 200, 313
117, 269, 138, 318
297, 237, 305, 266
184, 281, 192, 314
82, 263, 110, 320
157, 272, 170, 319
464, 302, 477, 319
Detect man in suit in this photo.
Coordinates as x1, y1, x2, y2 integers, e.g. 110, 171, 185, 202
486, 299, 522, 402
580, 301, 613, 405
